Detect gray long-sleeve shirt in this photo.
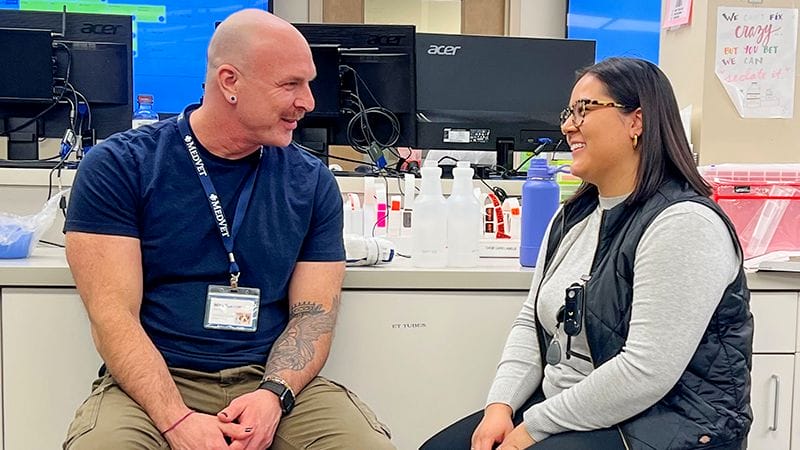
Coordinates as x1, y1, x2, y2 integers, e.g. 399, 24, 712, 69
485, 194, 739, 442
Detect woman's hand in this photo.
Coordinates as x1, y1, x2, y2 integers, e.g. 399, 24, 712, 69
471, 403, 514, 450
498, 424, 536, 449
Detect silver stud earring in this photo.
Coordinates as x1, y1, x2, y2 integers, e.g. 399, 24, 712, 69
230, 95, 237, 102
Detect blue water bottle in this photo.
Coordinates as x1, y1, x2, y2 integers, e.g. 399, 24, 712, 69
520, 158, 560, 267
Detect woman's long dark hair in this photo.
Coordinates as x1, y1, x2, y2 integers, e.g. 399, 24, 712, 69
567, 57, 711, 204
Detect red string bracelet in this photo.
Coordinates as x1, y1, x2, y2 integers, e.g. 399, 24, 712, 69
161, 410, 195, 435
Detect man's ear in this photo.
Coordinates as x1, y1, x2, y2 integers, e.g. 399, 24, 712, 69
216, 63, 239, 100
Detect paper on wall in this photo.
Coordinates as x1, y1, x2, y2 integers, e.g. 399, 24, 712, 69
715, 7, 798, 118
663, 0, 693, 29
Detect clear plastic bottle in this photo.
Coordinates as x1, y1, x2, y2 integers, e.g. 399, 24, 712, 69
412, 160, 448, 267
447, 161, 481, 267
520, 158, 560, 267
132, 94, 159, 128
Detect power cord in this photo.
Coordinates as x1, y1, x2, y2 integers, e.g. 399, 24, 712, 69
512, 138, 561, 174
295, 140, 382, 170
294, 141, 414, 179
47, 131, 79, 219
339, 65, 402, 167
394, 173, 420, 197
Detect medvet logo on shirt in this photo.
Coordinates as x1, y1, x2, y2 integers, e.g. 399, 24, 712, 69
208, 193, 230, 237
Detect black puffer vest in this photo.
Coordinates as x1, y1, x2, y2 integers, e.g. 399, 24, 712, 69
536, 179, 753, 449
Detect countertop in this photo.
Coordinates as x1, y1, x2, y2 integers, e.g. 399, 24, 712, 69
0, 167, 525, 196
0, 248, 534, 290
1, 248, 799, 291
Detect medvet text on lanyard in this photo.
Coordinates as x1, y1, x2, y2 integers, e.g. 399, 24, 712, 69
176, 111, 263, 290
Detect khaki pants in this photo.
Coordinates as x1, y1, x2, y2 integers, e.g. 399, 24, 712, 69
63, 365, 394, 450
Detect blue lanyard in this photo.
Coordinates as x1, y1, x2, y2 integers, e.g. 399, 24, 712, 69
177, 110, 262, 289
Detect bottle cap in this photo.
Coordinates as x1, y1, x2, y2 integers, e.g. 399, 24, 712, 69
421, 160, 442, 177
527, 158, 556, 180
453, 163, 473, 177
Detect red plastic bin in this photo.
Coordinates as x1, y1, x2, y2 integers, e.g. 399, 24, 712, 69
700, 164, 800, 260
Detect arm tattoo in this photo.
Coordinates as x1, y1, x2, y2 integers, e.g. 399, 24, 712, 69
265, 295, 340, 372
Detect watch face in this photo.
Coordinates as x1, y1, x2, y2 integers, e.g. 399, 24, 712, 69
282, 390, 295, 413
260, 380, 294, 414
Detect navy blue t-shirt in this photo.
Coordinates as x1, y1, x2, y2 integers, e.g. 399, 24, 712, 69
65, 110, 345, 372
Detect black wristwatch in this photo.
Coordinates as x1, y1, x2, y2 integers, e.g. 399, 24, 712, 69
258, 376, 295, 414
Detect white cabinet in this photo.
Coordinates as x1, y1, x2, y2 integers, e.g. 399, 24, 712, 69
0, 287, 526, 450
1, 288, 100, 450
749, 354, 794, 449
747, 291, 800, 450
321, 290, 526, 450
751, 292, 798, 353
1, 284, 798, 450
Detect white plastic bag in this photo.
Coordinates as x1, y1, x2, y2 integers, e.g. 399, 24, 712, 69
0, 189, 69, 259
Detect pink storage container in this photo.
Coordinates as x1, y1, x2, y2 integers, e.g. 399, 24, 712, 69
699, 164, 800, 260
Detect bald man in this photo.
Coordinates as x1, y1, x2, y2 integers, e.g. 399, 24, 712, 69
63, 9, 394, 450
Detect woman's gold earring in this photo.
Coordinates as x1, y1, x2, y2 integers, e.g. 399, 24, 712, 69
633, 134, 639, 148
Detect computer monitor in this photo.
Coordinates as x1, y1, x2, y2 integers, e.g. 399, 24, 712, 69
0, 9, 132, 161
292, 24, 417, 163
415, 33, 595, 171
2, 2, 271, 115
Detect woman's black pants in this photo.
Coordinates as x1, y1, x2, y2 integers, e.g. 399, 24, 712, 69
419, 390, 745, 450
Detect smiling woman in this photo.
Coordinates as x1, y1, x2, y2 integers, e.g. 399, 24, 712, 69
560, 73, 642, 197
422, 57, 753, 450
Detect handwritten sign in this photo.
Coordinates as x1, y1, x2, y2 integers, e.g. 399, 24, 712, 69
715, 7, 797, 118
663, 0, 693, 29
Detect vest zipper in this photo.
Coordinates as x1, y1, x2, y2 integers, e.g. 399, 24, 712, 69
617, 425, 631, 450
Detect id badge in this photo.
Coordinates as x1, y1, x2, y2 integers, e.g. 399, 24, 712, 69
204, 285, 260, 332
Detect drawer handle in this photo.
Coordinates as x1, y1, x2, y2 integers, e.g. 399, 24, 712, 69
769, 374, 780, 431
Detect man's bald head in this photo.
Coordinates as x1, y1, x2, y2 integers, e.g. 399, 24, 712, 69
191, 8, 316, 154
206, 9, 308, 82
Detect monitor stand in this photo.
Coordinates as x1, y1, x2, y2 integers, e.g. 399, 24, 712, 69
5, 118, 40, 160
294, 127, 329, 165
495, 138, 514, 176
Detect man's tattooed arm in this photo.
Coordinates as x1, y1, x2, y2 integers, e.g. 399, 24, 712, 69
265, 296, 340, 372
263, 261, 345, 393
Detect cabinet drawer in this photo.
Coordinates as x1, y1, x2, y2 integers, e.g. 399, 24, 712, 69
750, 292, 797, 353
748, 354, 794, 450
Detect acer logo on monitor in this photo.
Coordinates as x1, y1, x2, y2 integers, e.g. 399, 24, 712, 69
80, 23, 123, 35
427, 44, 461, 56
